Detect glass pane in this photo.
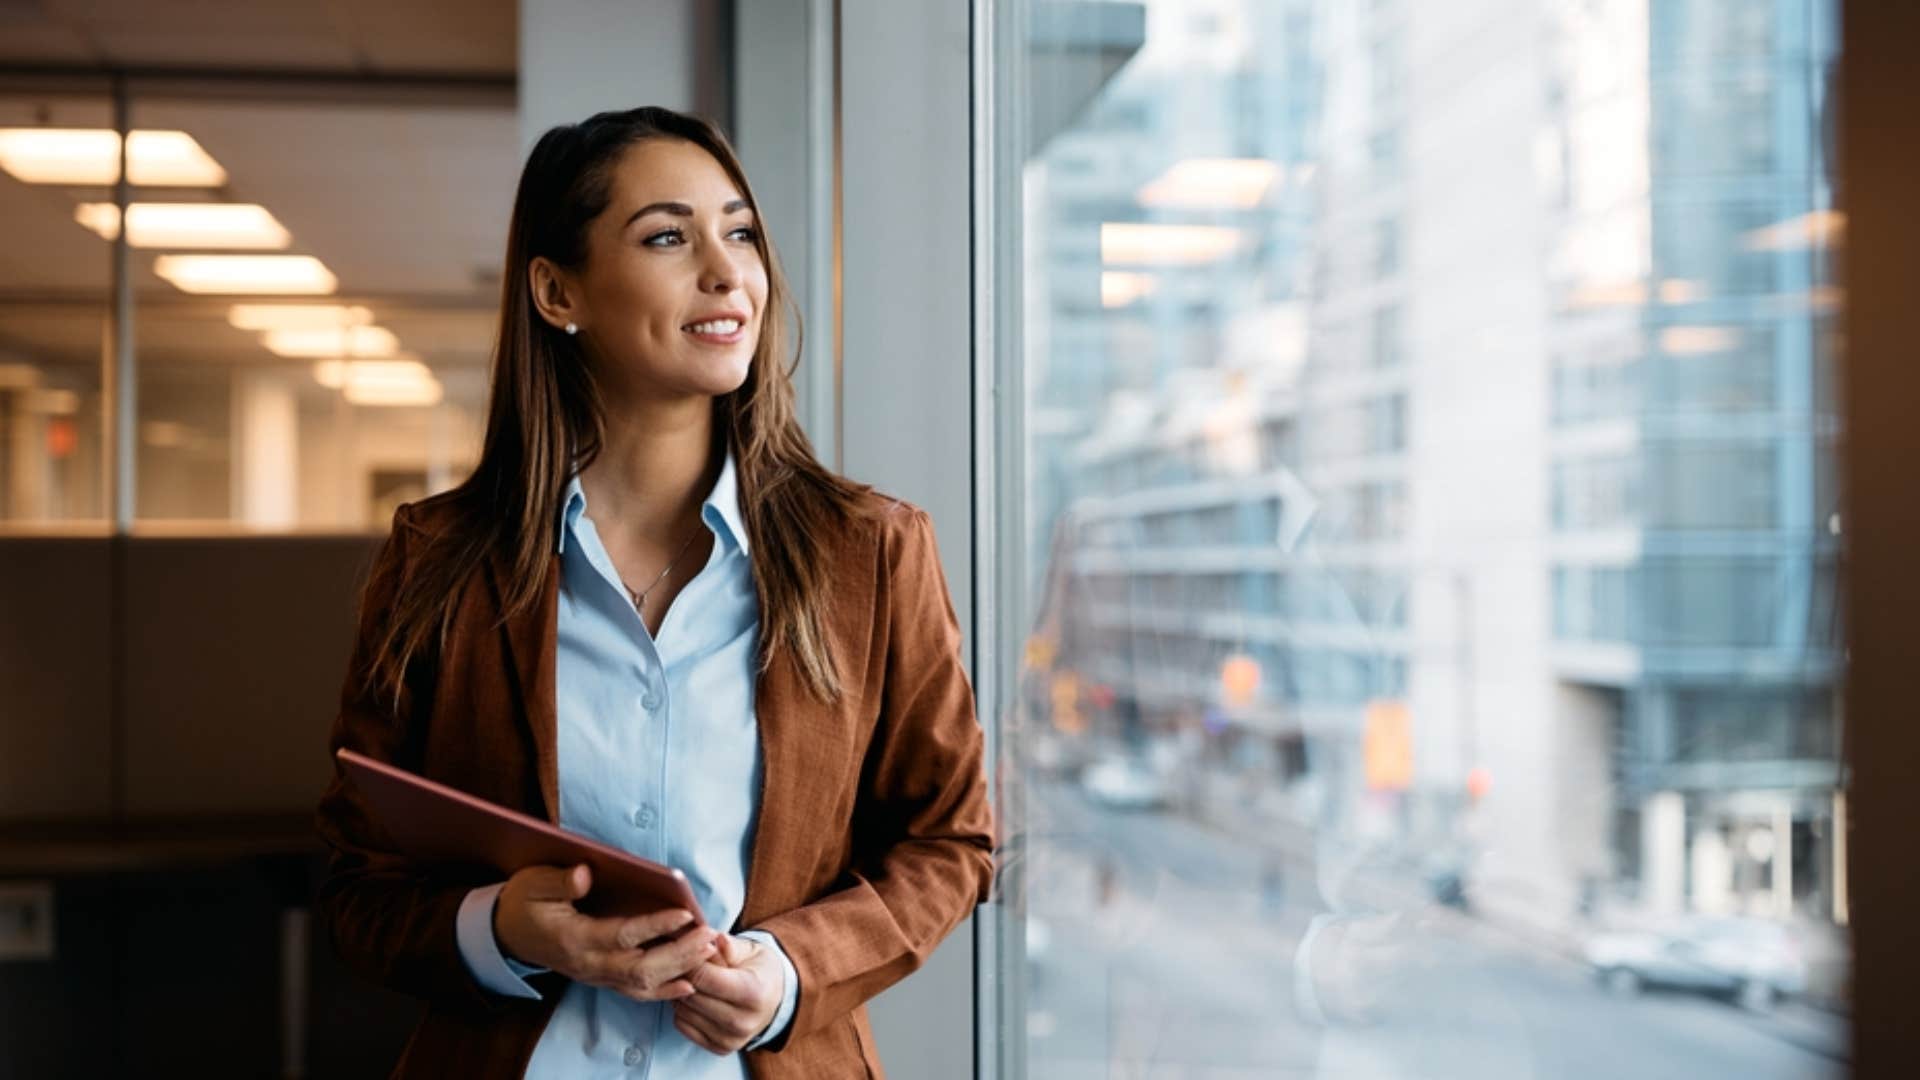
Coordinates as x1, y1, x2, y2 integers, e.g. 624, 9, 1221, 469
0, 90, 113, 526
129, 94, 508, 530
994, 1, 1847, 1076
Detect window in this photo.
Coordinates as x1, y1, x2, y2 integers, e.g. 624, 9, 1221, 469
1646, 327, 1778, 413
1646, 441, 1778, 530
1554, 564, 1635, 641
1553, 455, 1639, 530
993, 1, 1847, 1075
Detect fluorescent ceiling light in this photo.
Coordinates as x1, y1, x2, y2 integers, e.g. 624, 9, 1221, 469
1659, 326, 1741, 355
347, 378, 443, 407
74, 202, 290, 249
1102, 271, 1157, 308
1101, 223, 1241, 266
0, 128, 227, 186
152, 254, 337, 295
262, 324, 399, 358
1743, 210, 1845, 252
313, 357, 429, 390
1657, 279, 1704, 304
313, 359, 443, 406
1137, 158, 1281, 210
1566, 280, 1647, 307
227, 304, 373, 332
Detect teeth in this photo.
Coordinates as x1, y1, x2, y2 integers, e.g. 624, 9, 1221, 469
686, 318, 741, 335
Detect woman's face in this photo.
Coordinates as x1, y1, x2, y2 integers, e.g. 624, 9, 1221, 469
545, 137, 768, 403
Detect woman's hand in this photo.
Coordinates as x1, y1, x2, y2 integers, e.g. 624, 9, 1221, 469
1307, 908, 1443, 1023
673, 933, 786, 1054
494, 863, 719, 1002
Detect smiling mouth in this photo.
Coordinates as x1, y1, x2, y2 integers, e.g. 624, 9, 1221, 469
683, 317, 744, 336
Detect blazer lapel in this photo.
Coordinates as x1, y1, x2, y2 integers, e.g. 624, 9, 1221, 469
743, 634, 875, 928
489, 550, 563, 824
742, 649, 805, 928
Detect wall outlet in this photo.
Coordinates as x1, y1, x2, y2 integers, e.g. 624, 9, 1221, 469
0, 880, 54, 961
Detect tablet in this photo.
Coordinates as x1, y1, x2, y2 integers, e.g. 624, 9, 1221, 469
335, 747, 704, 924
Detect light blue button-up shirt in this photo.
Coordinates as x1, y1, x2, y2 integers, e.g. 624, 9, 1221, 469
452, 450, 799, 1077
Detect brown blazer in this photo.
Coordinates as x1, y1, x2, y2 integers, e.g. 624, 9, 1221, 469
314, 490, 995, 1079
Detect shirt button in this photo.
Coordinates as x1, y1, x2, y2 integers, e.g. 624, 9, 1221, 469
641, 691, 662, 711
632, 804, 657, 830
624, 1044, 646, 1067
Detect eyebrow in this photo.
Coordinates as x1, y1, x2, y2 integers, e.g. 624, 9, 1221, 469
625, 199, 753, 229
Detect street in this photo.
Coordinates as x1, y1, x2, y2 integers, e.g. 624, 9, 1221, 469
1020, 777, 1845, 1079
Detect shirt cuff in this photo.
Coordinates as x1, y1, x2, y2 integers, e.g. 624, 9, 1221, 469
737, 929, 799, 1050
455, 882, 548, 1000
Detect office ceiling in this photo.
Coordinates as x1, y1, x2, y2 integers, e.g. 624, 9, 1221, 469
0, 0, 516, 75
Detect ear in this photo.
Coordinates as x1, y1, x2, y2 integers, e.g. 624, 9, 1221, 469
528, 256, 583, 333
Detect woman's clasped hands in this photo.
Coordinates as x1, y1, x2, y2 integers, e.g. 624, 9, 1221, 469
494, 862, 785, 1054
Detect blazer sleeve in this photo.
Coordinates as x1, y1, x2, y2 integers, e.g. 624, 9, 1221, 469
751, 507, 997, 1049
312, 503, 515, 1016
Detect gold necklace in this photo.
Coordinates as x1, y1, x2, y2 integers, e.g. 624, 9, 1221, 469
620, 526, 704, 614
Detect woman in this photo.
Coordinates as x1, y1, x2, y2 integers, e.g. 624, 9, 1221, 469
315, 106, 994, 1079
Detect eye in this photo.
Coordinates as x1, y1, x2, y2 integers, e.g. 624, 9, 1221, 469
729, 225, 759, 243
643, 228, 684, 248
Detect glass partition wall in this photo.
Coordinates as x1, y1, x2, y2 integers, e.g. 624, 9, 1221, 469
0, 86, 113, 527
0, 77, 510, 534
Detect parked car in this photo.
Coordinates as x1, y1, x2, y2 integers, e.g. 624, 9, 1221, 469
1080, 756, 1172, 810
1028, 731, 1098, 779
1582, 915, 1808, 1011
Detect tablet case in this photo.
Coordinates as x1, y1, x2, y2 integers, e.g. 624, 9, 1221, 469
335, 747, 705, 923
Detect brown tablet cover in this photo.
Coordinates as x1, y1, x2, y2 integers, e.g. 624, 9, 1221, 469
336, 747, 705, 923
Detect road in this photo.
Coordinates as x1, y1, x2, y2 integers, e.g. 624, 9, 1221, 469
1018, 777, 1845, 1079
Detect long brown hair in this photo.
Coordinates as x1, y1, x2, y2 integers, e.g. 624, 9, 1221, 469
364, 106, 870, 710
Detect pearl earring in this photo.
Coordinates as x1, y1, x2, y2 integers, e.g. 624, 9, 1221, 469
565, 322, 578, 335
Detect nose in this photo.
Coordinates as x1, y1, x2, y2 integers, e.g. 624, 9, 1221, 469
698, 238, 741, 295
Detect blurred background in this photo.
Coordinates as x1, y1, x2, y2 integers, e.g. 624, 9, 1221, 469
0, 4, 523, 1076
1, 0, 1913, 1077
996, 2, 1850, 1078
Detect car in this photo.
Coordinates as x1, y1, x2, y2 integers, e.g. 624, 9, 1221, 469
1582, 915, 1808, 1011
1027, 731, 1097, 779
1026, 915, 1051, 964
1079, 757, 1172, 810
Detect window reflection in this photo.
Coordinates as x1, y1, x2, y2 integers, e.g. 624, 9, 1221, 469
1004, 0, 1846, 1076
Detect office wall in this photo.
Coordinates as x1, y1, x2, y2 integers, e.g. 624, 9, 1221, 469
120, 538, 377, 817
0, 536, 376, 826
737, 2, 981, 1076
520, 0, 732, 156
837, 2, 980, 1077
0, 540, 112, 820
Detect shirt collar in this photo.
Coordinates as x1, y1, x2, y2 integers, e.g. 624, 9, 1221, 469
704, 448, 751, 556
556, 449, 750, 558
557, 474, 588, 555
